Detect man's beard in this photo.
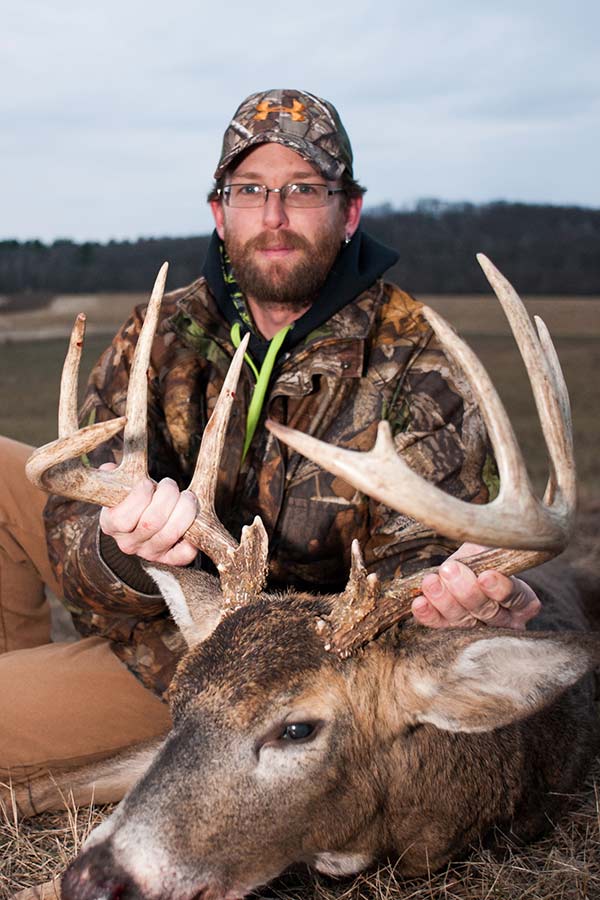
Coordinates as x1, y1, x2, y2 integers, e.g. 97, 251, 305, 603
223, 227, 343, 312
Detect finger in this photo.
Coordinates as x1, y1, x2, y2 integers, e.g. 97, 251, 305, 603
411, 594, 449, 629
100, 478, 155, 536
136, 489, 199, 559
112, 478, 181, 555
478, 572, 542, 626
150, 539, 199, 567
438, 560, 515, 627
477, 570, 528, 608
129, 478, 182, 544
420, 568, 478, 627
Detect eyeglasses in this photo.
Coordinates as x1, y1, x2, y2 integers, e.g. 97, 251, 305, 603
218, 183, 345, 209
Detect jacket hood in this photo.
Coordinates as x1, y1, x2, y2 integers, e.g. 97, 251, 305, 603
202, 228, 399, 363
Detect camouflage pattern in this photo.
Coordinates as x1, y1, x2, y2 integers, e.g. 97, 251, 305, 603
44, 279, 498, 697
214, 89, 354, 180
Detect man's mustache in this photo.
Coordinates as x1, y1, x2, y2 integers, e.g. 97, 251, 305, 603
246, 232, 311, 253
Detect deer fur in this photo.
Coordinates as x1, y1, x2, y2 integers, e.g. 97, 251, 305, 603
49, 560, 600, 900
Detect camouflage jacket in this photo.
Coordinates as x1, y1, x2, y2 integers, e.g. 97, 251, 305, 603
44, 277, 496, 696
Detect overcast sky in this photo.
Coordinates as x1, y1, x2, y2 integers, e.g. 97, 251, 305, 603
3, 0, 599, 243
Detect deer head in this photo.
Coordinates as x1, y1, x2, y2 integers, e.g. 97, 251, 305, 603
59, 582, 600, 899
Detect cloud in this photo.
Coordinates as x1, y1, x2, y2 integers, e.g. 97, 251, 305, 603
2, 0, 599, 241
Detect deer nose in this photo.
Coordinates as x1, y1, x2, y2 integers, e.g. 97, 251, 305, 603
61, 842, 141, 900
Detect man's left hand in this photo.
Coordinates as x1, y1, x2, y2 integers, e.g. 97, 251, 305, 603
411, 542, 542, 629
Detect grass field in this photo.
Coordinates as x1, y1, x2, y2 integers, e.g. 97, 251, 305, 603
1, 295, 599, 899
1, 296, 599, 496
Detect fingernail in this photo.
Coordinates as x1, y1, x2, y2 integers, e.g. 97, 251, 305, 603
425, 578, 444, 598
479, 572, 498, 590
412, 597, 428, 613
440, 560, 459, 580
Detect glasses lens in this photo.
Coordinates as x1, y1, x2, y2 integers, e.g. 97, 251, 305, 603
223, 183, 336, 208
284, 184, 330, 208
225, 184, 266, 207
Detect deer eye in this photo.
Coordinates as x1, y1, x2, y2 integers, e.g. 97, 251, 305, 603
255, 720, 325, 756
281, 722, 316, 741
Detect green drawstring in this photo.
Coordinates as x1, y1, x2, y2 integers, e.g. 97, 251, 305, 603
230, 321, 291, 461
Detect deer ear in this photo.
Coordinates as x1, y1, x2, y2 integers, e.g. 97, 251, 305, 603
143, 564, 224, 648
402, 631, 600, 733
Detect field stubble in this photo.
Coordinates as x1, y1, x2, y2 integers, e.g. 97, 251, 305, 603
0, 293, 599, 899
1, 294, 598, 498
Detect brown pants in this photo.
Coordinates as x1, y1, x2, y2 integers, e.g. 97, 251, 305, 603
0, 436, 171, 804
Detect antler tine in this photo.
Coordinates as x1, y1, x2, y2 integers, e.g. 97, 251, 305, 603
185, 333, 270, 608
534, 315, 574, 506
183, 337, 248, 561
420, 304, 531, 499
118, 262, 168, 480
25, 417, 128, 494
535, 316, 572, 439
58, 313, 86, 438
476, 254, 576, 519
188, 333, 250, 509
26, 306, 128, 499
26, 264, 170, 506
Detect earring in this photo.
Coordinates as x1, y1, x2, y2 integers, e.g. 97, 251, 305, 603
344, 233, 352, 245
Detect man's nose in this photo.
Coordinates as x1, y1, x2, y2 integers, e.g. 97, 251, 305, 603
262, 190, 289, 229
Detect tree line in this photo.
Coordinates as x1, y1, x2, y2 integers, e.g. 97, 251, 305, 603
1, 200, 599, 295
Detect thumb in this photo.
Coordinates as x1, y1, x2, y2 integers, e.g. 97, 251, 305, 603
448, 541, 490, 561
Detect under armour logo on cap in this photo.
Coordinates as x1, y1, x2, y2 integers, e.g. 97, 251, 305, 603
254, 99, 307, 122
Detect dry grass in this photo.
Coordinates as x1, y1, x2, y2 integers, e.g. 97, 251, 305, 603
2, 762, 600, 900
0, 293, 146, 342
0, 792, 113, 899
421, 295, 600, 339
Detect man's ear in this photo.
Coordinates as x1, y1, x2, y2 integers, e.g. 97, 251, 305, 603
344, 195, 362, 239
143, 563, 224, 648
397, 629, 600, 734
210, 199, 225, 240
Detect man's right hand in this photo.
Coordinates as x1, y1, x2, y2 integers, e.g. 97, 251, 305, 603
99, 469, 199, 566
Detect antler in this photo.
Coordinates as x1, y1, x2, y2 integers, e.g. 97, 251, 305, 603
267, 255, 576, 656
26, 263, 268, 608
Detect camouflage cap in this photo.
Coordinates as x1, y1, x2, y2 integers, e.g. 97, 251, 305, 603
214, 89, 354, 181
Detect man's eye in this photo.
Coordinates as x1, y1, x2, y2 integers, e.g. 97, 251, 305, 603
281, 722, 315, 741
292, 183, 319, 195
236, 184, 263, 196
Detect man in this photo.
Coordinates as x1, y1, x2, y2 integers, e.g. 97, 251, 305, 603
0, 89, 541, 808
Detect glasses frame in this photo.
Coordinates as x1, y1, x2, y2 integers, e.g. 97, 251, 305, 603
218, 182, 346, 209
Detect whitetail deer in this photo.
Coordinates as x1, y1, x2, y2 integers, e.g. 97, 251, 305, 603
21, 257, 600, 900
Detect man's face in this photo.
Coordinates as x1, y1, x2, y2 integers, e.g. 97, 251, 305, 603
210, 143, 362, 311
